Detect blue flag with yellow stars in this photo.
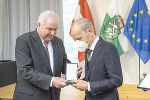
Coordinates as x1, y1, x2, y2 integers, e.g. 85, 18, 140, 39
124, 0, 150, 64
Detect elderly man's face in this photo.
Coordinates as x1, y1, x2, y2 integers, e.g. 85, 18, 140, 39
38, 16, 58, 42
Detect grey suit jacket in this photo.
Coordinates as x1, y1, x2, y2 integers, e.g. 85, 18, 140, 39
85, 37, 123, 100
13, 30, 70, 100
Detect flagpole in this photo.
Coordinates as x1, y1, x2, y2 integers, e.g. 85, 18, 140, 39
139, 57, 141, 83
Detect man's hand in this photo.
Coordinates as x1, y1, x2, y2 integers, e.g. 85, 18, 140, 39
140, 72, 147, 81
72, 79, 88, 91
77, 66, 82, 76
52, 77, 67, 88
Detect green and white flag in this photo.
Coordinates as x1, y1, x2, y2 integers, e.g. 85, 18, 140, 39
99, 0, 128, 56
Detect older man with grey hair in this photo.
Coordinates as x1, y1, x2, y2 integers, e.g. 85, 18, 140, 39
13, 10, 82, 100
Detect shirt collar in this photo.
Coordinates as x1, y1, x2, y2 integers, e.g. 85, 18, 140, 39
90, 36, 99, 51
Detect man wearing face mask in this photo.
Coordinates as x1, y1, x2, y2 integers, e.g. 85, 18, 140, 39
71, 18, 123, 100
13, 10, 82, 100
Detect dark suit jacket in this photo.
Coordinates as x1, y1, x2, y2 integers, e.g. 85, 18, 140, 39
85, 37, 123, 100
13, 30, 70, 100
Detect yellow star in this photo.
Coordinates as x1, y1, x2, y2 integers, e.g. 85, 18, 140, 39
130, 28, 133, 31
132, 34, 135, 38
147, 12, 150, 15
140, 10, 144, 14
144, 40, 148, 43
137, 39, 141, 43
130, 20, 133, 24
134, 14, 137, 17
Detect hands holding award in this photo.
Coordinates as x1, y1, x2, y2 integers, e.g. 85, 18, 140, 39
52, 63, 83, 88
52, 63, 88, 91
65, 63, 88, 91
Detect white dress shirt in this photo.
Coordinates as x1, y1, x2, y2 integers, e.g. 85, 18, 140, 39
40, 38, 54, 87
37, 28, 54, 87
41, 39, 54, 72
88, 36, 99, 91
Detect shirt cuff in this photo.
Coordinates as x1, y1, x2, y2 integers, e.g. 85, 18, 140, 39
50, 77, 54, 87
88, 82, 91, 91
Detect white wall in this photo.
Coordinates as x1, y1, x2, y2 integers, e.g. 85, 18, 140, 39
0, 0, 3, 59
88, 0, 150, 84
1, 0, 64, 60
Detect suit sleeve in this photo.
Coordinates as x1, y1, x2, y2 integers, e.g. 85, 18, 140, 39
15, 36, 52, 90
90, 44, 123, 95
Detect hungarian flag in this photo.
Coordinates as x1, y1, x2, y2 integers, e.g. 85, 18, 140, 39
71, 0, 96, 62
99, 0, 128, 56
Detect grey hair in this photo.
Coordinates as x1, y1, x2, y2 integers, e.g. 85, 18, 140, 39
73, 18, 94, 32
37, 10, 59, 24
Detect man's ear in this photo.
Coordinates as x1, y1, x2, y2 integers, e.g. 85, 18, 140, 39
37, 22, 40, 27
87, 28, 93, 33
87, 28, 93, 37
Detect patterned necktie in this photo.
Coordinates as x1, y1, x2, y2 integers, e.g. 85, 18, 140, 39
44, 42, 50, 61
86, 49, 93, 64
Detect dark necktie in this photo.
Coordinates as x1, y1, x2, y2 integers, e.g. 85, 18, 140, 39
86, 49, 93, 64
44, 42, 50, 61
44, 42, 53, 73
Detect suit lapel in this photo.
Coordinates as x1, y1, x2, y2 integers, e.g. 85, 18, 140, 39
51, 37, 59, 75
31, 30, 52, 73
86, 38, 104, 80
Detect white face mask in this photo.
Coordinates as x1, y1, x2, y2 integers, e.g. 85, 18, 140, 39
75, 40, 88, 52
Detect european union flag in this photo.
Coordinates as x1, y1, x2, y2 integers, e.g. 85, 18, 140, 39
124, 0, 150, 64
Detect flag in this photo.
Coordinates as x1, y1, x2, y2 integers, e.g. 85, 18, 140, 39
99, 0, 128, 56
71, 0, 96, 62
124, 0, 150, 64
